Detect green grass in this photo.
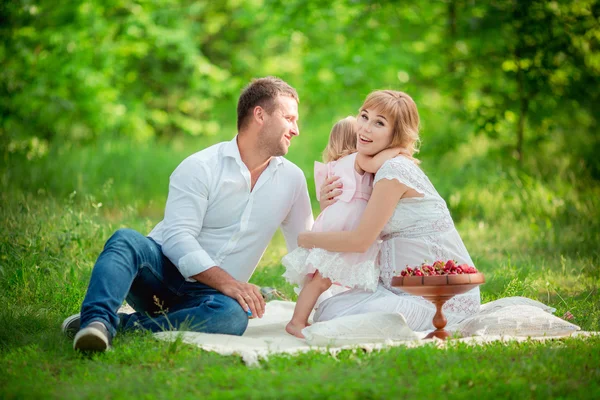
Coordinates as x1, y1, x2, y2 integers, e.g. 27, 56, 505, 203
2, 333, 599, 399
1, 132, 599, 399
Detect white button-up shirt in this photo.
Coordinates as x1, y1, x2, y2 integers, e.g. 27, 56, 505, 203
148, 137, 313, 283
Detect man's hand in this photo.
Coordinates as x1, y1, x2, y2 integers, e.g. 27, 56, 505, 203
319, 175, 343, 211
192, 267, 266, 318
219, 281, 266, 319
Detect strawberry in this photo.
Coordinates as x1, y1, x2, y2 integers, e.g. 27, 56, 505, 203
433, 260, 445, 271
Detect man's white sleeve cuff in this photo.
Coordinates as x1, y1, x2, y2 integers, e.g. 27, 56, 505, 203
177, 251, 216, 282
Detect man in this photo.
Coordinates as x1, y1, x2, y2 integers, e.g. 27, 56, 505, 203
62, 77, 313, 352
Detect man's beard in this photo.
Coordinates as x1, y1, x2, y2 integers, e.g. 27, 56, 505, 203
268, 146, 287, 157
271, 141, 287, 157
259, 131, 288, 157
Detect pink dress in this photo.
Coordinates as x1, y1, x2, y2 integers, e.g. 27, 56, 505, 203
282, 152, 380, 292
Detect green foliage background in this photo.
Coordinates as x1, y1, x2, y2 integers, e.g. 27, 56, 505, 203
2, 0, 599, 243
1, 0, 599, 247
2, 0, 598, 161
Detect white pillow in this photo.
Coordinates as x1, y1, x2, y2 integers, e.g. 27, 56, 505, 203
302, 312, 419, 346
479, 296, 556, 315
456, 305, 579, 337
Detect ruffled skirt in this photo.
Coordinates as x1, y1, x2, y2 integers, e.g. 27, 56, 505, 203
282, 247, 380, 292
282, 198, 380, 292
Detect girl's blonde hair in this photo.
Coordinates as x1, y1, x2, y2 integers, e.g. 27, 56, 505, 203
322, 116, 357, 162
360, 90, 421, 163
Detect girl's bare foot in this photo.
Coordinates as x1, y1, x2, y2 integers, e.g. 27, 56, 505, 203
285, 321, 307, 338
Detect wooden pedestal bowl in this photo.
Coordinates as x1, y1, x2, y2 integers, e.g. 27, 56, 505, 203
391, 273, 485, 340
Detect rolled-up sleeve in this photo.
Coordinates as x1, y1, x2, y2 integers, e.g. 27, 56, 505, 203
161, 158, 216, 279
281, 173, 314, 252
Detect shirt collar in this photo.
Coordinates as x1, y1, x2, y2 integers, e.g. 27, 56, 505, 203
224, 136, 284, 168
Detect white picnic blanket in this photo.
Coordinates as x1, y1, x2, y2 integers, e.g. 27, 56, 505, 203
153, 299, 596, 366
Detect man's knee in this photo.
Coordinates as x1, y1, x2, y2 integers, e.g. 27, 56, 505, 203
101, 229, 152, 276
219, 296, 249, 336
108, 228, 142, 243
106, 228, 146, 250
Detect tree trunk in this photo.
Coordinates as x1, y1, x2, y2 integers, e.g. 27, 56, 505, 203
516, 80, 528, 163
447, 0, 457, 75
514, 3, 529, 163
447, 0, 463, 105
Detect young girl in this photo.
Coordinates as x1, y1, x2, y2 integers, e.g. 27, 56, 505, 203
282, 116, 400, 338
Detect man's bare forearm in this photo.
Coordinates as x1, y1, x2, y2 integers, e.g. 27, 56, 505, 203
190, 266, 237, 292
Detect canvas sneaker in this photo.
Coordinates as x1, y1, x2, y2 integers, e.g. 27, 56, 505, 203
61, 313, 81, 339
73, 321, 112, 352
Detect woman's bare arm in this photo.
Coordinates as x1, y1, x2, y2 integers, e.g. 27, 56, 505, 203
356, 148, 401, 174
298, 178, 408, 252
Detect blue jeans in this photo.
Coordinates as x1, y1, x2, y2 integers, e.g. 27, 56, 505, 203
79, 228, 249, 337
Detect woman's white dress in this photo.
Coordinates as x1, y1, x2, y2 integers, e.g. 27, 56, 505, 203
313, 156, 481, 331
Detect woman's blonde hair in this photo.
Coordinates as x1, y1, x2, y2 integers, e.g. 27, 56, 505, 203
360, 90, 421, 162
322, 116, 357, 162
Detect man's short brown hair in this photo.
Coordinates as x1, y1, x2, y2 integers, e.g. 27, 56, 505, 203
237, 77, 299, 131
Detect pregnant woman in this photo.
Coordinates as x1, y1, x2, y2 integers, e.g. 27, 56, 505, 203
299, 90, 480, 331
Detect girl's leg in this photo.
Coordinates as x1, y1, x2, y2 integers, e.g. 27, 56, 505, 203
286, 271, 332, 338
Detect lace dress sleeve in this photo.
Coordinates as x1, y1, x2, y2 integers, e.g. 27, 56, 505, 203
373, 156, 432, 196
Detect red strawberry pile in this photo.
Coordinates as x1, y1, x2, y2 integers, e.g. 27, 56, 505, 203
400, 260, 478, 276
